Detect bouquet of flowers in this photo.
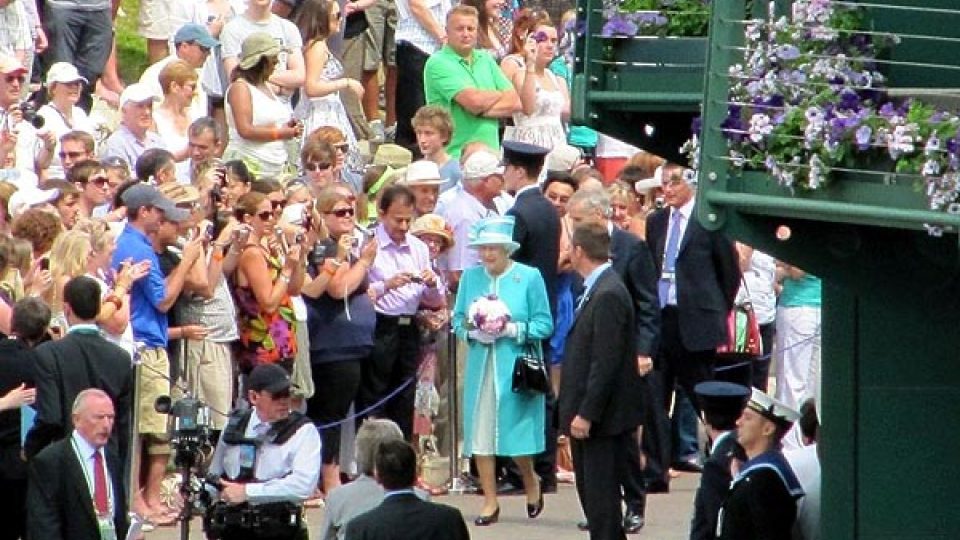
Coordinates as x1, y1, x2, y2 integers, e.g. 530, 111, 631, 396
467, 294, 512, 335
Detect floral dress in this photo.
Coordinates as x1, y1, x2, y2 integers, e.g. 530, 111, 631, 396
232, 246, 298, 373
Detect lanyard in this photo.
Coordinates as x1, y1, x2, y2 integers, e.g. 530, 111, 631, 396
70, 437, 114, 517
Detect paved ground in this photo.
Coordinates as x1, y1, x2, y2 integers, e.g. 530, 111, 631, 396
147, 472, 700, 539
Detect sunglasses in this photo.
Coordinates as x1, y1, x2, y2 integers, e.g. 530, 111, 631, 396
270, 200, 285, 211
325, 207, 355, 218
305, 161, 332, 172
4, 74, 25, 84
59, 150, 88, 160
255, 210, 274, 220
334, 142, 349, 151
88, 175, 110, 187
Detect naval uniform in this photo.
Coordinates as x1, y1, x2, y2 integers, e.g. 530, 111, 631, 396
716, 449, 804, 540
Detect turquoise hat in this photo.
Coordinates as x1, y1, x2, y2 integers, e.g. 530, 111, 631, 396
468, 216, 520, 253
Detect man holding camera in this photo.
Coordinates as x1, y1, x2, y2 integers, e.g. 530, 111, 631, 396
205, 363, 322, 540
0, 55, 55, 180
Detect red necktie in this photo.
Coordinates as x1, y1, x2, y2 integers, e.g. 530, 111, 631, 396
93, 450, 109, 516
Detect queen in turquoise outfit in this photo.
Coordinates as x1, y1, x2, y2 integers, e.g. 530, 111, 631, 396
452, 216, 553, 525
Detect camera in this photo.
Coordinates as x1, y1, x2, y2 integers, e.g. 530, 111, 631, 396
18, 101, 45, 129
155, 395, 212, 462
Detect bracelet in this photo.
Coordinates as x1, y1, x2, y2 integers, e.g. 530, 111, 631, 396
104, 295, 122, 310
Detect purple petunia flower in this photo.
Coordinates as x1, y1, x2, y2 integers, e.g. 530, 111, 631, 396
601, 15, 638, 37
855, 125, 872, 150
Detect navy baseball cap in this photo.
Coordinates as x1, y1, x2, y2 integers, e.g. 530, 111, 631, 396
247, 364, 292, 394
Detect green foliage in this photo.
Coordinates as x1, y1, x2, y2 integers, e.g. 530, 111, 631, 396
116, 0, 149, 84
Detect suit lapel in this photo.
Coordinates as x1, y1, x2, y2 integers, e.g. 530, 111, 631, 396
676, 208, 698, 257
571, 269, 611, 327
65, 441, 100, 527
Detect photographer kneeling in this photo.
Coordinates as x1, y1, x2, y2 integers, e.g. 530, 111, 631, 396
205, 364, 322, 540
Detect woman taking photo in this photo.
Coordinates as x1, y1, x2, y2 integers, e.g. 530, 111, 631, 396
294, 0, 362, 157
154, 60, 199, 183
224, 32, 304, 177
452, 215, 553, 525
305, 187, 378, 494
504, 20, 569, 149
38, 62, 95, 180
231, 191, 305, 373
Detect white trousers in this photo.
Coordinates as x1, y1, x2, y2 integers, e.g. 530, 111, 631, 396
774, 306, 821, 449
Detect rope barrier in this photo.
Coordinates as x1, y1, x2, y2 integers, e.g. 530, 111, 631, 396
713, 331, 822, 373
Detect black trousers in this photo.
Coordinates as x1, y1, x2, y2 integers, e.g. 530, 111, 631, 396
641, 370, 672, 490
358, 314, 421, 439
394, 42, 430, 154
752, 322, 775, 391
307, 358, 362, 464
620, 426, 647, 511
572, 431, 630, 540
658, 307, 716, 411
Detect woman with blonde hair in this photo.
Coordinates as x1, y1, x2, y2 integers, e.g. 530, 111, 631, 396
154, 60, 200, 182
608, 180, 647, 239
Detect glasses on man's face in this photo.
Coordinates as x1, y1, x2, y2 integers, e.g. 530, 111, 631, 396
4, 74, 25, 85
305, 161, 332, 172
59, 150, 88, 160
88, 175, 110, 188
255, 210, 274, 221
325, 207, 355, 218
270, 200, 285, 211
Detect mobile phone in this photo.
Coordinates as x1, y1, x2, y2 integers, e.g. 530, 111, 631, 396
295, 232, 305, 244
205, 223, 215, 239
409, 275, 424, 284
39, 258, 49, 271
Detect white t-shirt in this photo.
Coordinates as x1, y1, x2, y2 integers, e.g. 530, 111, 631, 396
221, 13, 302, 97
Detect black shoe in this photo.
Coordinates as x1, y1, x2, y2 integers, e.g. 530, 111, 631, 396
646, 480, 670, 494
474, 507, 500, 526
526, 485, 544, 518
577, 520, 589, 531
672, 458, 703, 473
623, 509, 645, 534
541, 481, 558, 494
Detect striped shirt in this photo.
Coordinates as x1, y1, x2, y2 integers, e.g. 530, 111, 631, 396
395, 0, 452, 55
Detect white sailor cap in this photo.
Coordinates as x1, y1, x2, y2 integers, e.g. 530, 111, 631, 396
746, 388, 800, 428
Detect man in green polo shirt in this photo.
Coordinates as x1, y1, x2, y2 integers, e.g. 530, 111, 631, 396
424, 5, 519, 159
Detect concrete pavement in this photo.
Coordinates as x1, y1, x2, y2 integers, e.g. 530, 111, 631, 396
147, 472, 700, 539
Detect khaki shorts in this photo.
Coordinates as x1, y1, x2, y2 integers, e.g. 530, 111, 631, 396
184, 339, 234, 430
137, 347, 171, 436
138, 0, 174, 40
363, 0, 397, 70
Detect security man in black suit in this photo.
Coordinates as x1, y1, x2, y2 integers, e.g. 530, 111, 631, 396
644, 164, 740, 479
560, 224, 644, 540
345, 439, 469, 540
27, 389, 129, 540
689, 381, 750, 540
566, 187, 659, 533
24, 276, 133, 464
502, 140, 561, 491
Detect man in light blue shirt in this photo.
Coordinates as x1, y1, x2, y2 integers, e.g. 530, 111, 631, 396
100, 84, 164, 172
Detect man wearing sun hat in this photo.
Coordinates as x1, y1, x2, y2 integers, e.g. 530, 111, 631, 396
716, 388, 804, 540
140, 23, 219, 121
402, 160, 445, 216
100, 83, 164, 172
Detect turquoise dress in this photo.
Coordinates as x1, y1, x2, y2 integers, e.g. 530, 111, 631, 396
453, 262, 554, 457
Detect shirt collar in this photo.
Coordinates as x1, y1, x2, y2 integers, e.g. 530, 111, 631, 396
123, 222, 152, 245
376, 223, 409, 250
711, 430, 735, 454
673, 196, 695, 221
67, 323, 101, 334
249, 408, 269, 433
383, 488, 417, 499
583, 261, 611, 294
515, 184, 540, 198
71, 429, 100, 460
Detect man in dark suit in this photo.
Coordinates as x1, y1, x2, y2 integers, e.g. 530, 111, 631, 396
24, 276, 133, 464
566, 188, 660, 532
503, 140, 561, 491
345, 439, 470, 540
689, 381, 750, 540
560, 224, 645, 540
0, 298, 50, 540
645, 164, 740, 474
27, 388, 129, 540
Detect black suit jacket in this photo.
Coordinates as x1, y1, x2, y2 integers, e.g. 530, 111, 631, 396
610, 227, 661, 356
24, 331, 133, 462
0, 336, 37, 481
559, 268, 643, 437
508, 186, 560, 311
26, 437, 129, 540
689, 431, 744, 540
646, 205, 740, 352
344, 492, 470, 540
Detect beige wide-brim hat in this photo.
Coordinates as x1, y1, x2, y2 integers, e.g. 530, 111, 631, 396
410, 213, 454, 251
372, 144, 413, 168
402, 160, 444, 186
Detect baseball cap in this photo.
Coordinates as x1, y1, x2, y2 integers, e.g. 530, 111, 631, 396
119, 83, 160, 109
545, 143, 581, 172
238, 33, 286, 70
247, 364, 292, 394
462, 150, 504, 180
174, 23, 219, 50
46, 62, 89, 86
0, 55, 27, 76
8, 187, 59, 219
121, 183, 190, 222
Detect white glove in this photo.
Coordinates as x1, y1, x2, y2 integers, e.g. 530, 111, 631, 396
501, 322, 518, 339
468, 330, 497, 344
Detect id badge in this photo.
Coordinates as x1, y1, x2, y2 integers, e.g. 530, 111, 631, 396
97, 516, 117, 540
238, 444, 257, 477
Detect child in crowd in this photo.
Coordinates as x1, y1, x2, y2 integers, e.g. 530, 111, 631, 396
413, 105, 461, 193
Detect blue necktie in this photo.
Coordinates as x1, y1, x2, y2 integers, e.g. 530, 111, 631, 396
658, 210, 683, 307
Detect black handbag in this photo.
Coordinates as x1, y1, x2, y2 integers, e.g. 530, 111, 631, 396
512, 341, 550, 394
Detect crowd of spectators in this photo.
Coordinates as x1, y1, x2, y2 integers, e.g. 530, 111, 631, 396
0, 0, 823, 538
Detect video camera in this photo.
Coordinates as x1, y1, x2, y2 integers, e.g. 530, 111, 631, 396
155, 395, 213, 464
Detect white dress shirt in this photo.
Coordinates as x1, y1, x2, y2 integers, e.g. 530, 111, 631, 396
663, 196, 695, 306
70, 430, 113, 516
208, 408, 322, 503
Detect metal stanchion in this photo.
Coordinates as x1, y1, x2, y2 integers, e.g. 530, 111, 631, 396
446, 327, 469, 493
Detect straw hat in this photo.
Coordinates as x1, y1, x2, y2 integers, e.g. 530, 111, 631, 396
410, 213, 454, 251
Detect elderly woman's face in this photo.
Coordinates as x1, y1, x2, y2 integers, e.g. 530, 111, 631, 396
478, 245, 508, 270
418, 233, 445, 260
